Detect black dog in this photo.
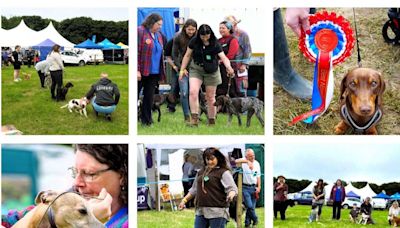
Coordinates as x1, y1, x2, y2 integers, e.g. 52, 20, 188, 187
57, 82, 74, 101
199, 92, 208, 119
214, 95, 264, 127
138, 94, 167, 123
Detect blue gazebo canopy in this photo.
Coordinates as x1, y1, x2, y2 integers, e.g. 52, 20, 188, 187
33, 39, 64, 61
346, 191, 361, 199
138, 7, 179, 41
373, 192, 390, 199
75, 39, 102, 49
391, 192, 400, 200
97, 38, 121, 50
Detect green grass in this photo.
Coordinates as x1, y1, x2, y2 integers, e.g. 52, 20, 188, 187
274, 205, 390, 227
138, 207, 264, 227
137, 105, 264, 135
1, 64, 128, 135
274, 8, 400, 135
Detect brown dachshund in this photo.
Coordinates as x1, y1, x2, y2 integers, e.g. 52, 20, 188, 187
334, 68, 385, 135
393, 216, 400, 227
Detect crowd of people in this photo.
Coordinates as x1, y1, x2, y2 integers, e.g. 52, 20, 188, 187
137, 13, 259, 127
178, 148, 262, 228
273, 176, 400, 225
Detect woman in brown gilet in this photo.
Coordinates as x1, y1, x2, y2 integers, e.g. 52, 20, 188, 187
179, 148, 238, 228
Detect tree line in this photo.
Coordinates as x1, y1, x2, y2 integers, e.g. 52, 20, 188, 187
1, 16, 128, 45
273, 178, 400, 195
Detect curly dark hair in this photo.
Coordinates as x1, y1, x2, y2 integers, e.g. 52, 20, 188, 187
202, 147, 230, 170
74, 144, 128, 205
141, 13, 163, 30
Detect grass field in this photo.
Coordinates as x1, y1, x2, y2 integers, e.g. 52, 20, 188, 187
1, 64, 128, 135
274, 204, 390, 227
137, 104, 265, 135
274, 8, 400, 135
138, 207, 264, 227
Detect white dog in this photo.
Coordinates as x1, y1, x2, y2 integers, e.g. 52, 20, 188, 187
61, 97, 89, 117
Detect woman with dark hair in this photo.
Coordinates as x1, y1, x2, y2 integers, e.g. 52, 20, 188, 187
11, 45, 22, 82
137, 13, 165, 125
330, 179, 346, 220
312, 179, 326, 221
179, 148, 238, 227
170, 19, 198, 122
217, 21, 239, 98
2, 144, 128, 228
72, 144, 128, 227
48, 44, 64, 100
179, 24, 234, 126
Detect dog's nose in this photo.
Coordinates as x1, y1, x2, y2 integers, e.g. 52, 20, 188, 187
360, 105, 372, 115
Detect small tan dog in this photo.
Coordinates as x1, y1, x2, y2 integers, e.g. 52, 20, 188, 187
12, 190, 105, 228
22, 72, 32, 80
392, 216, 400, 227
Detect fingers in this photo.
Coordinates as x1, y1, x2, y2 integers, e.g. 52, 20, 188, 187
285, 8, 310, 37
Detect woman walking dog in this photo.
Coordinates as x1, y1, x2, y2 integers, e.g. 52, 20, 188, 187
179, 24, 235, 126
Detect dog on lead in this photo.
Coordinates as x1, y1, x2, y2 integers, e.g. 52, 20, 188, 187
57, 82, 74, 101
334, 68, 385, 135
138, 94, 167, 123
214, 95, 264, 127
61, 97, 89, 117
12, 190, 104, 228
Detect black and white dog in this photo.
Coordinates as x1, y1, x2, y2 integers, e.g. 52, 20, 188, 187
61, 97, 89, 117
214, 95, 264, 127
57, 82, 74, 101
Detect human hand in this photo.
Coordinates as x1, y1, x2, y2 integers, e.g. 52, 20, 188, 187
256, 187, 261, 194
179, 69, 188, 80
87, 188, 112, 223
178, 200, 186, 210
226, 191, 236, 202
137, 71, 142, 81
173, 65, 179, 72
285, 8, 311, 37
227, 67, 234, 77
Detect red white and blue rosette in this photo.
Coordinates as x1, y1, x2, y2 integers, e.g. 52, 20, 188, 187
290, 11, 355, 125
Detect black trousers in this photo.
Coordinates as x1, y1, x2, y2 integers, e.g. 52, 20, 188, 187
37, 71, 45, 87
139, 75, 159, 125
50, 70, 63, 99
217, 64, 238, 97
182, 181, 194, 208
332, 201, 342, 220
273, 201, 286, 220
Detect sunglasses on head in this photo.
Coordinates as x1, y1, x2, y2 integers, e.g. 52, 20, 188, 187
200, 30, 211, 35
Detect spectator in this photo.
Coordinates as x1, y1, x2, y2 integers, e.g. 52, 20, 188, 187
330, 179, 346, 220
11, 45, 23, 82
274, 175, 288, 220
48, 44, 64, 101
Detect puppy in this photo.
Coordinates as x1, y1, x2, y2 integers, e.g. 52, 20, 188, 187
335, 68, 385, 135
61, 97, 89, 117
22, 72, 32, 80
57, 82, 74, 101
308, 204, 318, 222
214, 95, 264, 127
12, 190, 104, 228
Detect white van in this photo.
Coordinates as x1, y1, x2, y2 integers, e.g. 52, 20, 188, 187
78, 49, 104, 65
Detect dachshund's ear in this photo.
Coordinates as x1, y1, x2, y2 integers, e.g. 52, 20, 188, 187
377, 72, 385, 107
339, 73, 348, 101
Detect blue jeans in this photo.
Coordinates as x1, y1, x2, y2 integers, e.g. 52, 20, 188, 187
91, 97, 116, 114
194, 215, 227, 228
178, 76, 190, 116
243, 185, 258, 225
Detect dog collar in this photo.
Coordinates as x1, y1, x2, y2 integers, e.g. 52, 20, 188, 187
47, 207, 58, 228
341, 104, 382, 134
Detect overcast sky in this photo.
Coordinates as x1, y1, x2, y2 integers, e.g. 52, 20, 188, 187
1, 8, 128, 21
274, 143, 400, 185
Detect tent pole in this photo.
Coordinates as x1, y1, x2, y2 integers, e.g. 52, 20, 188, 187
236, 164, 243, 228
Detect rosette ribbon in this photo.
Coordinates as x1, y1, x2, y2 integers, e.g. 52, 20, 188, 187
290, 11, 354, 125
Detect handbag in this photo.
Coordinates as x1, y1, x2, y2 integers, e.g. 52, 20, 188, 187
200, 45, 218, 73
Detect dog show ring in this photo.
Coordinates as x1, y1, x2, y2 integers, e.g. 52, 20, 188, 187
290, 11, 355, 126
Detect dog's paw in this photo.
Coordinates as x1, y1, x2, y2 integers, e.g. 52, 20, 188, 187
334, 121, 348, 134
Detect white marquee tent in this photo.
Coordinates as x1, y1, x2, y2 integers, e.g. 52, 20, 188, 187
1, 20, 75, 48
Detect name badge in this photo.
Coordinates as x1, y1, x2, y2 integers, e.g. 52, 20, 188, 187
205, 55, 212, 61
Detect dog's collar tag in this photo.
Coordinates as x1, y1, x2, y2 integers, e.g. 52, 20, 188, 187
341, 105, 382, 134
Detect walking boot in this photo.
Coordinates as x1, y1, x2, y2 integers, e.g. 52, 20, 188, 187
208, 118, 215, 126
274, 9, 312, 100
187, 113, 199, 127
